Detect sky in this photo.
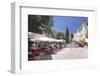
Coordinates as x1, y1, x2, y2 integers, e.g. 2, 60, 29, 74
53, 16, 88, 34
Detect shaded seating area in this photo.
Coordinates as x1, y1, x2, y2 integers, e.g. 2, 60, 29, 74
28, 33, 66, 60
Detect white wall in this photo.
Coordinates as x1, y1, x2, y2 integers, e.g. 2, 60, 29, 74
0, 0, 100, 76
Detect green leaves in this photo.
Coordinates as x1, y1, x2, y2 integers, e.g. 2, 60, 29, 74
55, 32, 65, 39
65, 26, 69, 43
28, 15, 53, 34
86, 32, 88, 38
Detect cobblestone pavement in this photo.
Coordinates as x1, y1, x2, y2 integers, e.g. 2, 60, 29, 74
52, 47, 88, 59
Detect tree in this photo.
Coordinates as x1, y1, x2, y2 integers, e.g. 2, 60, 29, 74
28, 15, 42, 33
44, 26, 55, 38
86, 32, 88, 38
71, 34, 73, 41
55, 32, 65, 39
65, 26, 69, 43
28, 15, 53, 34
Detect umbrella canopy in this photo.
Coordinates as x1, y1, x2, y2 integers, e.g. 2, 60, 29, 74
28, 32, 45, 38
30, 37, 66, 42
30, 37, 56, 42
29, 32, 66, 43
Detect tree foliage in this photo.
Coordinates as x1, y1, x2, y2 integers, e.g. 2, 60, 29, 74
86, 32, 88, 38
28, 15, 53, 34
55, 32, 65, 39
65, 26, 69, 43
